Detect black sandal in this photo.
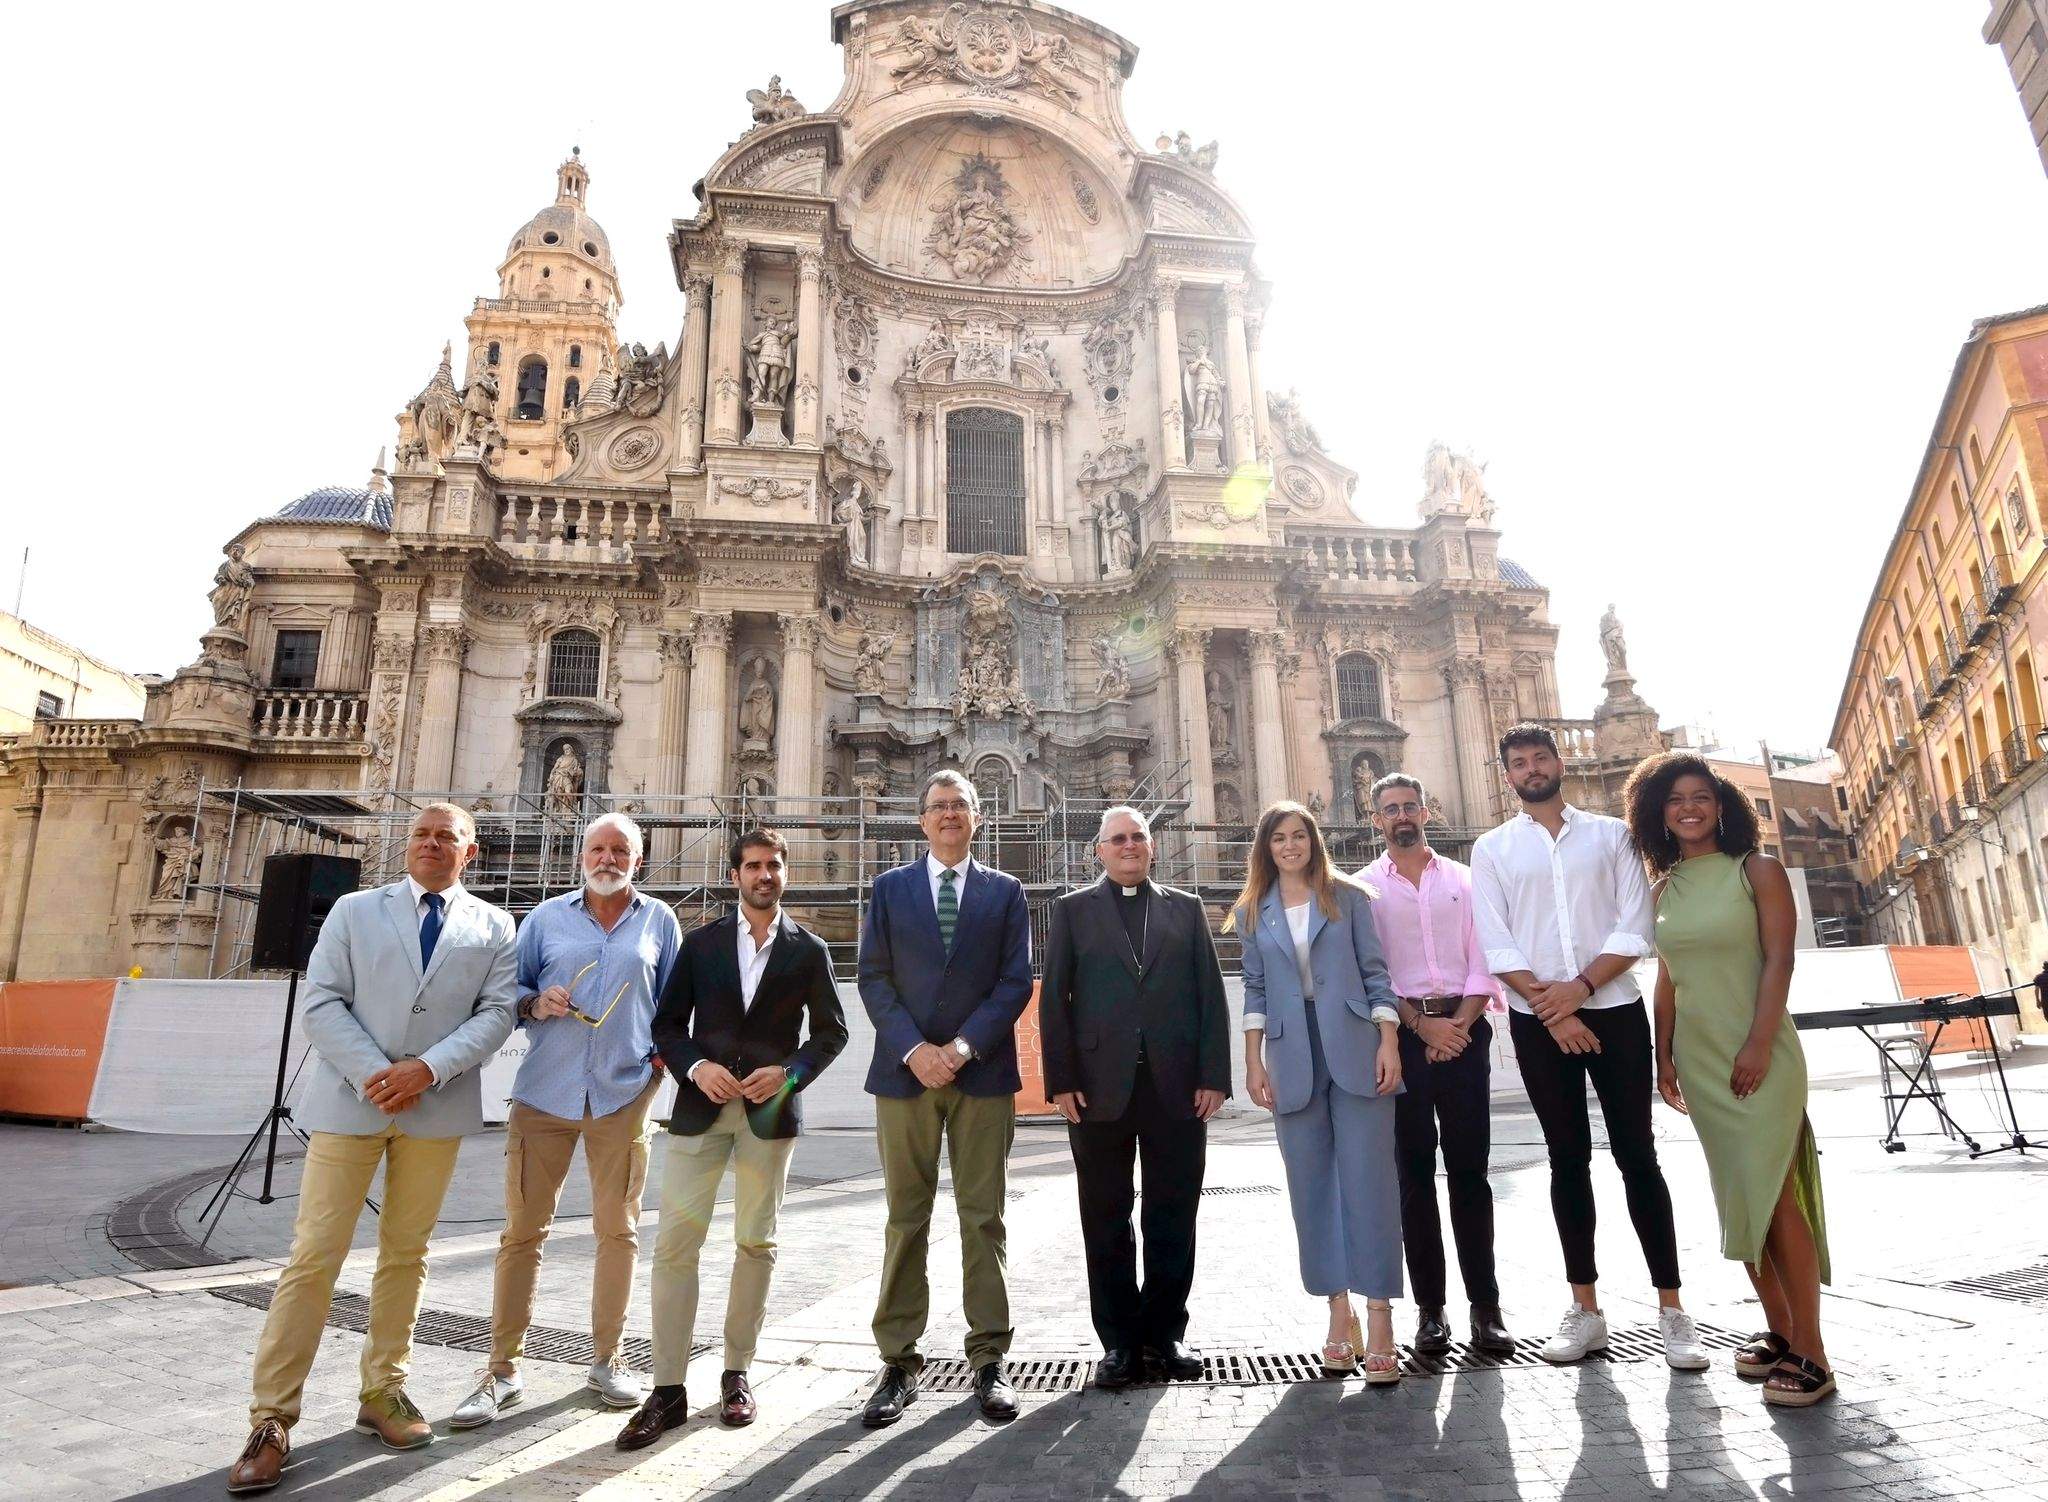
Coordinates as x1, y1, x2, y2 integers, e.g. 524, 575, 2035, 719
1762, 1354, 1836, 1407
1734, 1331, 1790, 1380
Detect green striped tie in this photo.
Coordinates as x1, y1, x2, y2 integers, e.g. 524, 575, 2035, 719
937, 868, 959, 951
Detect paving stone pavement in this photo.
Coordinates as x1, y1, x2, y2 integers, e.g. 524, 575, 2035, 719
0, 1050, 2045, 1499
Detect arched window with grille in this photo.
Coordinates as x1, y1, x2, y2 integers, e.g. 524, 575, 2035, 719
1335, 653, 1384, 721
546, 628, 601, 699
563, 376, 581, 408
946, 407, 1026, 556
568, 345, 583, 369
514, 356, 549, 420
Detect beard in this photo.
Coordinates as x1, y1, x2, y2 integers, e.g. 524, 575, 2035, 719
740, 882, 782, 913
1390, 825, 1422, 847
585, 869, 632, 897
1513, 774, 1562, 804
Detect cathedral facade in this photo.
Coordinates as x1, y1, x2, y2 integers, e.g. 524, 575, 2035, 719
0, 0, 1618, 982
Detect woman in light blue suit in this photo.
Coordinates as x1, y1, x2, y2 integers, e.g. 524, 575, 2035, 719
1230, 800, 1406, 1383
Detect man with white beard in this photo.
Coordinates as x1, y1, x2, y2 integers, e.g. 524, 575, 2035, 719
450, 812, 683, 1428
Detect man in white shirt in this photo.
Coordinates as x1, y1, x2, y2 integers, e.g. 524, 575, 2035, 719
1469, 723, 1706, 1371
622, 830, 847, 1449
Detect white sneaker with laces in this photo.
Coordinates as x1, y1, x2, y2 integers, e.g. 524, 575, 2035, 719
588, 1360, 648, 1408
1659, 1306, 1711, 1370
449, 1368, 524, 1430
1538, 1304, 1609, 1364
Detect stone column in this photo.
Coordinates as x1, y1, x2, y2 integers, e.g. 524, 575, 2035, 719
1445, 661, 1494, 827
774, 614, 820, 809
1276, 644, 1304, 797
706, 241, 748, 447
1169, 627, 1216, 879
412, 624, 468, 794
1223, 285, 1257, 468
0, 784, 43, 981
1247, 629, 1290, 812
682, 611, 733, 810
676, 271, 712, 467
1245, 308, 1272, 464
792, 252, 824, 448
651, 629, 692, 866
1152, 276, 1185, 470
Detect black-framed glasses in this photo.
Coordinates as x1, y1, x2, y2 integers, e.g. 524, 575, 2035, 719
1378, 802, 1424, 817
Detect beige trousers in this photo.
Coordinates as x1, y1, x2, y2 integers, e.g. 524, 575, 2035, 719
648, 1100, 796, 1382
488, 1073, 661, 1373
248, 1124, 462, 1429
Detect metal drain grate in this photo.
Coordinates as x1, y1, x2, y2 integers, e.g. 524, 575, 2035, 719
906, 1323, 1747, 1393
210, 1283, 700, 1369
1931, 1263, 2048, 1304
1198, 1185, 1282, 1197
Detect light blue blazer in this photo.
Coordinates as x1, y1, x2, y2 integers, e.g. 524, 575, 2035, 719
1236, 882, 1400, 1115
296, 880, 520, 1137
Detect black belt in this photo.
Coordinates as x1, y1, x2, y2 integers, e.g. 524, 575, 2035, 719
1403, 996, 1462, 1018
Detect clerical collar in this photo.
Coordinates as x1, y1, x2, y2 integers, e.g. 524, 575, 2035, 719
1118, 882, 1144, 897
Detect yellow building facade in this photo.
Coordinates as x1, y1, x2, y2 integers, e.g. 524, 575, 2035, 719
0, 612, 146, 737
1830, 303, 2048, 1027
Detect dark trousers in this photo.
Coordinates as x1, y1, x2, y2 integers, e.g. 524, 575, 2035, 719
1508, 1000, 1682, 1290
1067, 1059, 1206, 1353
1394, 1015, 1499, 1307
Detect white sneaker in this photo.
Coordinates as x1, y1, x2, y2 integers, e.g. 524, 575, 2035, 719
449, 1368, 524, 1429
1538, 1304, 1609, 1364
587, 1360, 648, 1408
1659, 1306, 1711, 1370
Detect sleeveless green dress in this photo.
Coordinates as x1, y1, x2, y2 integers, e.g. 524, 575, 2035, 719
1655, 853, 1829, 1280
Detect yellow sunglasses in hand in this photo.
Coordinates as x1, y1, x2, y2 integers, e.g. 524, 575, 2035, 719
565, 959, 630, 1028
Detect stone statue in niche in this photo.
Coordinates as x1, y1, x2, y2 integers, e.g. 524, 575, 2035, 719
744, 317, 796, 410
746, 74, 805, 125
458, 369, 500, 449
1182, 333, 1224, 436
1100, 495, 1137, 574
152, 827, 199, 901
738, 661, 777, 750
834, 479, 871, 567
1352, 758, 1380, 820
1215, 784, 1245, 827
951, 588, 1031, 721
1305, 789, 1326, 818
853, 617, 895, 694
614, 342, 667, 419
1205, 668, 1234, 754
925, 153, 1032, 284
208, 544, 254, 631
1018, 329, 1058, 381
1093, 636, 1131, 702
546, 743, 585, 817
1599, 603, 1629, 677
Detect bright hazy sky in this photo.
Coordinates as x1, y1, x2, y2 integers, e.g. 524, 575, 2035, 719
8, 2, 2043, 755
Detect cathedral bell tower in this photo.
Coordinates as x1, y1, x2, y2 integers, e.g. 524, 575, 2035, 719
461, 149, 623, 483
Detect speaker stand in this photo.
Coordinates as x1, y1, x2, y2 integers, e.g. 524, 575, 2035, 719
197, 968, 320, 1250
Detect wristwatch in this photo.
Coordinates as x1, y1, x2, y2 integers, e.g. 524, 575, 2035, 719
517, 994, 537, 1020
951, 1038, 973, 1062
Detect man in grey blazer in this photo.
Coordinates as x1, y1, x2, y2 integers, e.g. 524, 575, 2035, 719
227, 802, 518, 1495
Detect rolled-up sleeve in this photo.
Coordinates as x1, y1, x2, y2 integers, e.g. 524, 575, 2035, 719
1601, 827, 1657, 958
1460, 883, 1502, 999
1469, 841, 1531, 975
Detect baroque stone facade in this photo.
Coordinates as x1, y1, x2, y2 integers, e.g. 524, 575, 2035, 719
0, 0, 1646, 981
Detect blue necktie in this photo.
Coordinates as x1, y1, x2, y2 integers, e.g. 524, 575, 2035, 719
420, 891, 445, 970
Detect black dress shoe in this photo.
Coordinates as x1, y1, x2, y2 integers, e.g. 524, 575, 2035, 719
861, 1364, 917, 1428
1144, 1341, 1203, 1380
719, 1369, 756, 1427
1095, 1348, 1139, 1389
1469, 1304, 1515, 1353
973, 1362, 1018, 1422
615, 1388, 688, 1451
1414, 1306, 1453, 1355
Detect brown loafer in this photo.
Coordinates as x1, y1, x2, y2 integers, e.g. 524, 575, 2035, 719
719, 1369, 756, 1427
616, 1387, 689, 1451
226, 1419, 289, 1493
355, 1388, 434, 1450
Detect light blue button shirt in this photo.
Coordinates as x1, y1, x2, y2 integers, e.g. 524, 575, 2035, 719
512, 888, 682, 1119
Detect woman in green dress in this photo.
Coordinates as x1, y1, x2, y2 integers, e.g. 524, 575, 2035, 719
1625, 752, 1834, 1407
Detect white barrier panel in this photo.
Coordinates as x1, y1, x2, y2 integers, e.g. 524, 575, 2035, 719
89, 978, 305, 1136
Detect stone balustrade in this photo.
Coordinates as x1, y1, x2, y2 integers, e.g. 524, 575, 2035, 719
496, 493, 665, 561
1288, 528, 1420, 583
253, 692, 367, 743
28, 718, 133, 749
1549, 718, 1599, 761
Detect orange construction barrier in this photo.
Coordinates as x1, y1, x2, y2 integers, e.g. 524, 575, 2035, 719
1887, 946, 1997, 1054
1013, 980, 1058, 1117
0, 979, 119, 1122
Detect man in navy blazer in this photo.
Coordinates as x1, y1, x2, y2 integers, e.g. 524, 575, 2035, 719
856, 769, 1033, 1429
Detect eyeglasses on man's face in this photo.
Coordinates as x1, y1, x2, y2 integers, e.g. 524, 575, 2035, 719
1101, 830, 1150, 848
923, 798, 974, 815
1377, 801, 1424, 817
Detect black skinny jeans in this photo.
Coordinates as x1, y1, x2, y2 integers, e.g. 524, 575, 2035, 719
1508, 1000, 1681, 1290
1394, 1016, 1499, 1307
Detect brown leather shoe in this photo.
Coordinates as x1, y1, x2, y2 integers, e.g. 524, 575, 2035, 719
354, 1388, 434, 1450
226, 1420, 289, 1493
616, 1387, 688, 1451
719, 1369, 756, 1427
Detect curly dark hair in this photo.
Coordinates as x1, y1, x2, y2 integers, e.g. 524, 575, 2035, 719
1623, 752, 1761, 875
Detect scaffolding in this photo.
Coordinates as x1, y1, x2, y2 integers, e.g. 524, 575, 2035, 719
170, 764, 1491, 980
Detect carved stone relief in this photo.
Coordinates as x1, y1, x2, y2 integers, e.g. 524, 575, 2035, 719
925, 152, 1033, 285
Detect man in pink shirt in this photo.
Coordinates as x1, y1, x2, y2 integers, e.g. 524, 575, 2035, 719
1360, 773, 1513, 1358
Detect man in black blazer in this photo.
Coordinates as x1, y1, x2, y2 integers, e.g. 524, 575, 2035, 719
855, 769, 1033, 1428
617, 829, 847, 1450
1040, 804, 1230, 1389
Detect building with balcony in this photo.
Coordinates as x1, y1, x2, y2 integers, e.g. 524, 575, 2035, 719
0, 611, 147, 737
1829, 303, 2048, 1027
